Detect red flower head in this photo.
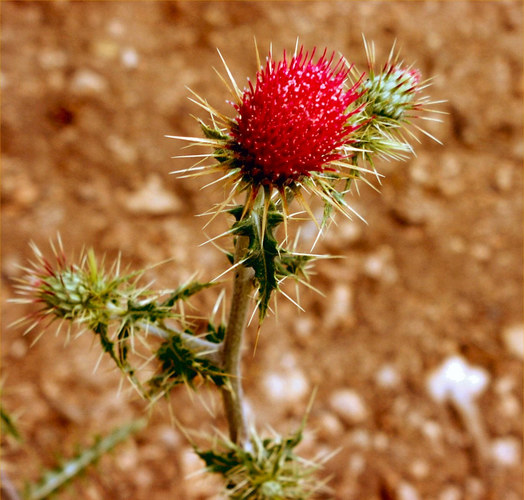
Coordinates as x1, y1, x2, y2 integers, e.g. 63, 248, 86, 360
229, 48, 362, 188
169, 45, 371, 225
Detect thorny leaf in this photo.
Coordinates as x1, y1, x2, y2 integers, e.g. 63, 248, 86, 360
229, 205, 316, 322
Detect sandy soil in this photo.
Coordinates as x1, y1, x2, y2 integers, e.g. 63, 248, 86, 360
1, 1, 522, 499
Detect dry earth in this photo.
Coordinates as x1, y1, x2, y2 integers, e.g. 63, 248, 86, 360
1, 1, 523, 499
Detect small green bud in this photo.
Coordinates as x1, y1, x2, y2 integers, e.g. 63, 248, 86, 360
361, 65, 422, 121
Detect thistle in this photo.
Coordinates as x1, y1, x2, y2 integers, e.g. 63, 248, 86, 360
350, 37, 444, 166
168, 44, 370, 229
10, 39, 442, 499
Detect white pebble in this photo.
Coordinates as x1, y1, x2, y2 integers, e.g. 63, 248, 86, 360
438, 485, 462, 500
107, 135, 138, 164
421, 420, 443, 442
409, 459, 429, 479
39, 49, 68, 69
375, 364, 401, 389
427, 355, 490, 407
502, 324, 524, 360
491, 437, 521, 467
156, 425, 181, 450
70, 69, 107, 95
329, 389, 368, 424
121, 47, 139, 68
363, 246, 398, 283
397, 481, 420, 500
348, 429, 370, 448
122, 175, 181, 215
325, 284, 353, 327
293, 316, 314, 338
263, 369, 309, 405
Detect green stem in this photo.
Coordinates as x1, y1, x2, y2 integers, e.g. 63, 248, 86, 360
221, 235, 253, 447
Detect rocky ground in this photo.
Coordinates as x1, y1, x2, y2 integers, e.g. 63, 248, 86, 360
1, 2, 523, 499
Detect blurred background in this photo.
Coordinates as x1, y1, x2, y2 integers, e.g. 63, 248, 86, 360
1, 1, 522, 499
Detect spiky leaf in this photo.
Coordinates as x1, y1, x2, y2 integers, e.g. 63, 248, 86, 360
230, 206, 283, 321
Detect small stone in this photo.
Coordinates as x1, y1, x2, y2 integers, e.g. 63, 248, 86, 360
324, 284, 353, 327
329, 389, 368, 424
70, 69, 108, 95
438, 485, 462, 500
293, 316, 314, 338
409, 459, 429, 479
348, 429, 371, 448
427, 355, 490, 406
363, 246, 398, 284
38, 49, 68, 69
315, 411, 344, 440
397, 481, 420, 500
107, 135, 138, 164
9, 339, 28, 359
156, 425, 181, 450
263, 367, 309, 406
421, 420, 443, 442
121, 175, 181, 215
107, 19, 125, 37
116, 445, 139, 471
502, 324, 524, 360
324, 218, 363, 247
375, 364, 401, 389
121, 47, 139, 68
490, 436, 521, 467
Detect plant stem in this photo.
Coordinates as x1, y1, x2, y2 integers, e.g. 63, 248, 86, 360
221, 235, 253, 447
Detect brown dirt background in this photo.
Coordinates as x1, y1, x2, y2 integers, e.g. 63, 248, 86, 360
1, 1, 523, 499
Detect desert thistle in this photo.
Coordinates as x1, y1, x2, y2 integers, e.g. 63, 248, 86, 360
12, 40, 441, 498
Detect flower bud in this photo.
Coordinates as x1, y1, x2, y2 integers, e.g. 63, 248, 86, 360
361, 64, 422, 121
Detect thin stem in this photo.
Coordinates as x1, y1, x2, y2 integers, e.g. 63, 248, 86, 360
221, 235, 253, 447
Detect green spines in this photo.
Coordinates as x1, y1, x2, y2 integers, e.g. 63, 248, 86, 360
150, 330, 226, 393
361, 66, 420, 121
196, 427, 322, 500
201, 123, 229, 141
229, 205, 314, 322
